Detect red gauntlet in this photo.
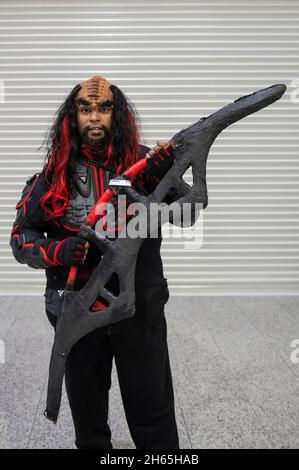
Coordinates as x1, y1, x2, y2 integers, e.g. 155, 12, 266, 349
40, 237, 88, 267
145, 142, 175, 178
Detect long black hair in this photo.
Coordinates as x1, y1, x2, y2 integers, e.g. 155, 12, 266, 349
40, 82, 141, 221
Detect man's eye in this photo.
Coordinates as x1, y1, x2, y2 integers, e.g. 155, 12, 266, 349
101, 107, 113, 113
80, 108, 90, 113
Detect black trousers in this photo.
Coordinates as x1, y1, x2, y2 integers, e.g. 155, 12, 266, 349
46, 310, 179, 449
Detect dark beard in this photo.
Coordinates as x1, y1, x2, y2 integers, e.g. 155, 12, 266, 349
80, 125, 109, 149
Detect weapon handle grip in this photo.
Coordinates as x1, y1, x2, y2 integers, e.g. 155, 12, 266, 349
66, 266, 78, 291
65, 140, 173, 290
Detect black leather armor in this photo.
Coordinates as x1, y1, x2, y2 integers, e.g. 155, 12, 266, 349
10, 144, 170, 335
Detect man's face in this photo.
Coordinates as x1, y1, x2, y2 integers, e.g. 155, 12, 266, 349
76, 97, 113, 147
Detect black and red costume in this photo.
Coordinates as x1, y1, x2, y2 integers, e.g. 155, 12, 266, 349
10, 143, 172, 334
10, 141, 180, 448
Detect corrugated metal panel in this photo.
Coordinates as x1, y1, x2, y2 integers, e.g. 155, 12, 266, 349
0, 0, 298, 295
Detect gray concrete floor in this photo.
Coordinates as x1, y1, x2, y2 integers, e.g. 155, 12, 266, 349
0, 295, 298, 449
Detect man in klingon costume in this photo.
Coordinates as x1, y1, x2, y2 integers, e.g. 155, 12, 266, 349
10, 75, 181, 449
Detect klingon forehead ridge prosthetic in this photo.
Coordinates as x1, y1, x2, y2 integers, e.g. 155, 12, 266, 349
76, 75, 114, 108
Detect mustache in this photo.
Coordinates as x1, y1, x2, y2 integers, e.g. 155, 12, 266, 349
82, 125, 108, 136
80, 124, 110, 147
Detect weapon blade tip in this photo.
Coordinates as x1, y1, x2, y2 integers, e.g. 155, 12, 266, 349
43, 409, 58, 424
272, 83, 287, 92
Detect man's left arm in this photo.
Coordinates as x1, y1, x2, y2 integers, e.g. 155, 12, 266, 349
141, 141, 201, 226
140, 140, 175, 200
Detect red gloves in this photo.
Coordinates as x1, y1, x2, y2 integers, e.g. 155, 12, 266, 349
145, 141, 175, 178
40, 237, 89, 267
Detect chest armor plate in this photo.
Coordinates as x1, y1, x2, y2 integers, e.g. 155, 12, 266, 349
61, 163, 111, 229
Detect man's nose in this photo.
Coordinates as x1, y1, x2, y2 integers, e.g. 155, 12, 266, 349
89, 109, 101, 122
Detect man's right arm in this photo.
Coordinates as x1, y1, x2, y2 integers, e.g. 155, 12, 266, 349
10, 173, 88, 269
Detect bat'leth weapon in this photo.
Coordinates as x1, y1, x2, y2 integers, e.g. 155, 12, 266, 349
44, 83, 286, 423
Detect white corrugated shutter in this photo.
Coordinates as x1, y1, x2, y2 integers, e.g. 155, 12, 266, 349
0, 0, 298, 295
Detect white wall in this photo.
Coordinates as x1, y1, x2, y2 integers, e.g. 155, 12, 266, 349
0, 0, 298, 295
